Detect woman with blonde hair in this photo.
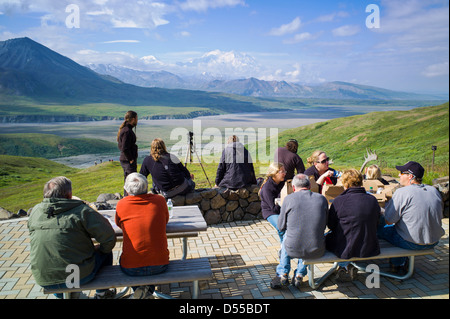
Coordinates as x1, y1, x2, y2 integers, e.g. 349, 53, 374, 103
304, 150, 339, 193
140, 138, 195, 198
365, 164, 389, 185
325, 168, 381, 281
117, 110, 138, 196
259, 162, 287, 242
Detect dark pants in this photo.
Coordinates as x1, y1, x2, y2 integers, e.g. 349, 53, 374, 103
42, 250, 113, 298
120, 160, 137, 196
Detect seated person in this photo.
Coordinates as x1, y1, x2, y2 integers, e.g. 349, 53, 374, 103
325, 169, 381, 281
259, 163, 286, 243
115, 173, 170, 299
274, 139, 305, 180
304, 150, 338, 193
140, 138, 195, 198
365, 164, 390, 185
377, 161, 445, 275
215, 135, 257, 189
27, 176, 117, 299
270, 174, 328, 290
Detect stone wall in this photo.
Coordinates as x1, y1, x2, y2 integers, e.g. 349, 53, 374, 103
169, 185, 262, 225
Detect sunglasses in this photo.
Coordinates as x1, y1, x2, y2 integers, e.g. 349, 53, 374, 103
317, 157, 330, 164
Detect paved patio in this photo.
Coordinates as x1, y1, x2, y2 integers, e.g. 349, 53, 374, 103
0, 216, 448, 299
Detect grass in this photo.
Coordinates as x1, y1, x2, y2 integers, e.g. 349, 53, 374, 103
0, 102, 448, 213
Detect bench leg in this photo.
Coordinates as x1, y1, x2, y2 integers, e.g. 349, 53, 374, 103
192, 280, 199, 299
351, 256, 416, 281
307, 262, 339, 290
182, 238, 188, 260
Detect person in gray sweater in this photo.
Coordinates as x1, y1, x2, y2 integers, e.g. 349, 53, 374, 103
378, 161, 445, 274
270, 174, 328, 290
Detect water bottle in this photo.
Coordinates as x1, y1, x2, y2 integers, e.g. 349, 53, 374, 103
332, 170, 342, 178
167, 199, 173, 218
369, 187, 375, 194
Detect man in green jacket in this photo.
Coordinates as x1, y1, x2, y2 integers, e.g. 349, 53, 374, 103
28, 176, 117, 299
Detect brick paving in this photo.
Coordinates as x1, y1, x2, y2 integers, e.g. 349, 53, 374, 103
0, 217, 448, 299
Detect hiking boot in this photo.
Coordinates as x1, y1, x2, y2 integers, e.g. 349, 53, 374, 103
131, 286, 155, 299
292, 275, 303, 289
270, 274, 289, 289
334, 266, 349, 281
94, 288, 117, 299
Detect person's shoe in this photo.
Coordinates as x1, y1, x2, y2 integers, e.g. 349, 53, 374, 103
131, 286, 155, 299
334, 266, 348, 281
347, 264, 358, 281
292, 275, 303, 289
390, 258, 409, 276
270, 274, 289, 289
94, 288, 117, 299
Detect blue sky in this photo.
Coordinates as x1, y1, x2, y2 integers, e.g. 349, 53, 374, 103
0, 0, 448, 94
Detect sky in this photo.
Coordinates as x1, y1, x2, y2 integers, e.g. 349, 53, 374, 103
0, 0, 449, 95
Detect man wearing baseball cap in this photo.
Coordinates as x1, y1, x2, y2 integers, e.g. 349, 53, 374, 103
377, 161, 445, 274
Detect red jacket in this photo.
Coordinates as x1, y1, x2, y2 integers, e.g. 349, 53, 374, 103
115, 193, 169, 268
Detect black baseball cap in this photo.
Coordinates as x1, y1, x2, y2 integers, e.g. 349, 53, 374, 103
395, 161, 425, 178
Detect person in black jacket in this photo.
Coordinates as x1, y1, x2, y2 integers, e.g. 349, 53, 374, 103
214, 135, 256, 190
117, 110, 138, 196
275, 139, 305, 180
259, 162, 286, 243
325, 169, 381, 281
140, 138, 195, 198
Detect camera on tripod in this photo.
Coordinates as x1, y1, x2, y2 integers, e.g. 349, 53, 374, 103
185, 131, 211, 187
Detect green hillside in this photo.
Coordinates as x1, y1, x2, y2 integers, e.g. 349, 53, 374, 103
0, 103, 448, 214
0, 133, 117, 158
273, 102, 449, 171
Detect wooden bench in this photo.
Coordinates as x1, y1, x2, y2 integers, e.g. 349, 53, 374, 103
302, 239, 435, 289
44, 257, 212, 299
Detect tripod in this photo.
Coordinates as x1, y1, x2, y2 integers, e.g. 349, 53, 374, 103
185, 131, 212, 188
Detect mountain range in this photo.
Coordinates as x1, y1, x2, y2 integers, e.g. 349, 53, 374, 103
88, 63, 447, 100
0, 37, 446, 118
0, 37, 266, 115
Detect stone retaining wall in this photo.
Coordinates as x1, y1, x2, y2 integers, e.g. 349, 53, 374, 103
169, 185, 262, 225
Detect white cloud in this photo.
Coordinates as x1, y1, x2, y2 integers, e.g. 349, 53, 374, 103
422, 62, 449, 78
283, 32, 320, 44
102, 40, 140, 44
269, 17, 301, 36
179, 0, 246, 12
332, 25, 360, 37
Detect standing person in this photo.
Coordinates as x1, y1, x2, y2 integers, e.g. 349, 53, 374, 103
28, 176, 117, 299
304, 150, 338, 193
274, 139, 305, 180
325, 169, 381, 281
140, 138, 195, 198
259, 163, 286, 243
377, 161, 445, 274
270, 174, 328, 290
215, 135, 257, 190
115, 173, 170, 299
117, 110, 138, 196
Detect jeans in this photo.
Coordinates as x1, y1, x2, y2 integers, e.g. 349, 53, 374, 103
120, 263, 168, 292
42, 250, 113, 299
266, 214, 285, 243
377, 216, 438, 266
276, 241, 308, 278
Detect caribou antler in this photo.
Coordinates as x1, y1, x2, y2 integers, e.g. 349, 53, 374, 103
360, 148, 378, 172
